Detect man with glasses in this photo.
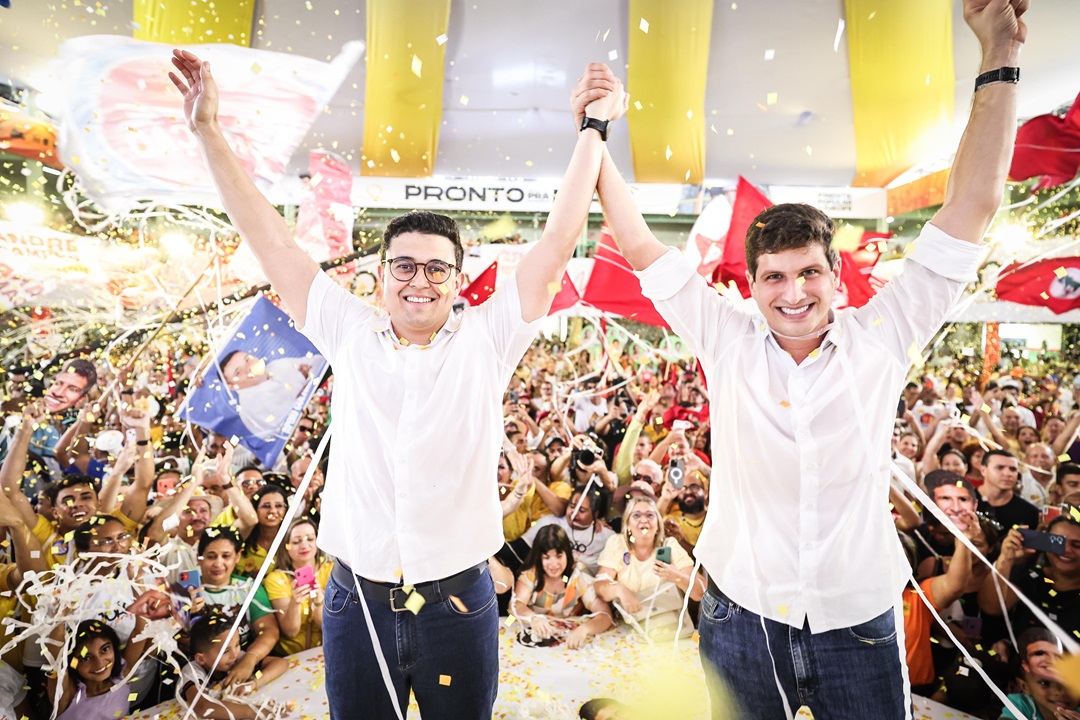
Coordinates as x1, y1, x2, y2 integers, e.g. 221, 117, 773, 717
171, 50, 626, 719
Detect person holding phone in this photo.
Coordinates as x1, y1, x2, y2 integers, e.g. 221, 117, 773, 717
263, 517, 333, 655
980, 515, 1080, 640
575, 0, 1030, 714
594, 496, 703, 638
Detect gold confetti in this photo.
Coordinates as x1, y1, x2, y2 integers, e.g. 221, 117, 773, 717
779, 400, 790, 408
547, 281, 562, 294
459, 95, 469, 106
411, 55, 423, 78
439, 674, 452, 686
1054, 266, 1068, 278
1060, 454, 1072, 463
390, 149, 401, 163
404, 592, 426, 614
808, 348, 821, 359
665, 145, 672, 161
634, 100, 643, 111
504, 616, 516, 627
639, 18, 650, 33
449, 595, 468, 613
766, 92, 778, 106
250, 63, 262, 75
436, 34, 448, 46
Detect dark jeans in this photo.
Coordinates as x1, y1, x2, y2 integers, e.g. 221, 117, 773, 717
322, 565, 499, 720
698, 589, 908, 720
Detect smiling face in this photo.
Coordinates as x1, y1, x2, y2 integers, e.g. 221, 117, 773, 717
44, 370, 89, 414
199, 537, 239, 586
897, 434, 920, 460
540, 548, 569, 581
73, 636, 116, 683
221, 351, 267, 391
748, 245, 840, 342
379, 232, 463, 345
1047, 523, 1080, 578
197, 629, 243, 674
286, 522, 318, 568
931, 483, 976, 530
1024, 640, 1063, 681
55, 483, 99, 531
255, 491, 287, 529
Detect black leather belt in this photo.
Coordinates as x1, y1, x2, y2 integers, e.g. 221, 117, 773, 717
331, 560, 486, 613
707, 575, 730, 602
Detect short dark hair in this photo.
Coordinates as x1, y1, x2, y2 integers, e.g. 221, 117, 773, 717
73, 515, 125, 552
744, 203, 838, 280
69, 620, 123, 680
924, 469, 976, 505
189, 609, 235, 656
982, 448, 1016, 466
198, 525, 242, 555
1017, 626, 1058, 662
61, 358, 98, 396
1058, 463, 1080, 479
46, 474, 101, 505
381, 211, 463, 268
1047, 515, 1080, 534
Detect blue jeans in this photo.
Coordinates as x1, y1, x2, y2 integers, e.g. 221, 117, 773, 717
322, 566, 499, 720
698, 589, 908, 720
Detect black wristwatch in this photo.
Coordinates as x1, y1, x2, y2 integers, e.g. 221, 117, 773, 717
580, 116, 610, 141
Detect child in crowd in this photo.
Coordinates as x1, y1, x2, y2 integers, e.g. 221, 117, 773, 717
48, 620, 132, 720
512, 525, 613, 649
179, 611, 289, 719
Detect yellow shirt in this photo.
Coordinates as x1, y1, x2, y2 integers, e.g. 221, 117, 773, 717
32, 509, 140, 568
0, 564, 23, 670
666, 513, 705, 548
501, 484, 536, 542
212, 506, 239, 528
263, 562, 333, 656
239, 543, 276, 577
528, 480, 573, 522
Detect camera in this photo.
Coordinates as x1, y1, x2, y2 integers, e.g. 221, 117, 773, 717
572, 444, 603, 470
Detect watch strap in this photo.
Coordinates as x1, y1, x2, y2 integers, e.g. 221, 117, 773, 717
580, 117, 610, 141
974, 66, 1020, 91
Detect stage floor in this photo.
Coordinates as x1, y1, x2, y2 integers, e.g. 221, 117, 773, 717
129, 624, 976, 719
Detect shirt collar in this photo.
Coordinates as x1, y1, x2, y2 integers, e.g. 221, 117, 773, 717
756, 309, 844, 357
372, 308, 464, 347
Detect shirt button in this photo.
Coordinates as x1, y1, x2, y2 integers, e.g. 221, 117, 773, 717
398, 491, 407, 499
803, 542, 813, 550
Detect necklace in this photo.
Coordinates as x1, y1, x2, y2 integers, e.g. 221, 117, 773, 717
568, 522, 596, 555
682, 516, 705, 528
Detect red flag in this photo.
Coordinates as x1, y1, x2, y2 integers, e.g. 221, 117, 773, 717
1010, 88, 1080, 189
547, 271, 580, 315
462, 261, 498, 306
716, 177, 772, 297
996, 257, 1080, 314
838, 231, 890, 308
582, 227, 669, 328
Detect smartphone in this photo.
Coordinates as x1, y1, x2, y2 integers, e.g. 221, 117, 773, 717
672, 419, 694, 432
655, 546, 672, 564
508, 390, 520, 405
668, 458, 686, 490
1018, 528, 1066, 556
177, 569, 202, 593
295, 565, 316, 589
125, 428, 138, 445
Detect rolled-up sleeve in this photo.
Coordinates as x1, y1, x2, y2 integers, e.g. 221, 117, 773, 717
636, 249, 698, 301
904, 223, 986, 283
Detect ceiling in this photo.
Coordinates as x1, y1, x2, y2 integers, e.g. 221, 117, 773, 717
1, 0, 1079, 190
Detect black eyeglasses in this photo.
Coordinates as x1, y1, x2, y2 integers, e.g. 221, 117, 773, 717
384, 257, 459, 284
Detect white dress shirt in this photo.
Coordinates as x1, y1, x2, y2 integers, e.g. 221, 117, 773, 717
637, 223, 983, 632
300, 271, 541, 583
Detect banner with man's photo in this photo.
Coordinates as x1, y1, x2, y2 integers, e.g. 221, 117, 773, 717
180, 295, 328, 467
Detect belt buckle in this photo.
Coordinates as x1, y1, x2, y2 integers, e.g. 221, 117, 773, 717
389, 587, 410, 613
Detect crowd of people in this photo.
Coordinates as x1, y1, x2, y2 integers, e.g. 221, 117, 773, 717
0, 336, 1077, 719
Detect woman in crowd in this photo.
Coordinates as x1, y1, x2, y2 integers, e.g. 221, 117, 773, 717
263, 516, 332, 656
594, 496, 703, 637
980, 516, 1080, 638
511, 525, 613, 649
238, 483, 290, 575
195, 527, 281, 686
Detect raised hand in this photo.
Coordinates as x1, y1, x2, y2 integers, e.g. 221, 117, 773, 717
168, 49, 219, 135
963, 0, 1028, 49
570, 63, 618, 130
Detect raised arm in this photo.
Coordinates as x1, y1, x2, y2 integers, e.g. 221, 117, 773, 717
929, 0, 1026, 243
169, 50, 320, 324
514, 66, 625, 322
568, 67, 667, 271
1, 410, 44, 528
119, 407, 155, 524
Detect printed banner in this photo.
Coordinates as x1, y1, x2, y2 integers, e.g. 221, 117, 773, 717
56, 35, 363, 212
181, 295, 328, 467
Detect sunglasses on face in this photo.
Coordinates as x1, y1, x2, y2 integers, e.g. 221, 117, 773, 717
384, 257, 459, 284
